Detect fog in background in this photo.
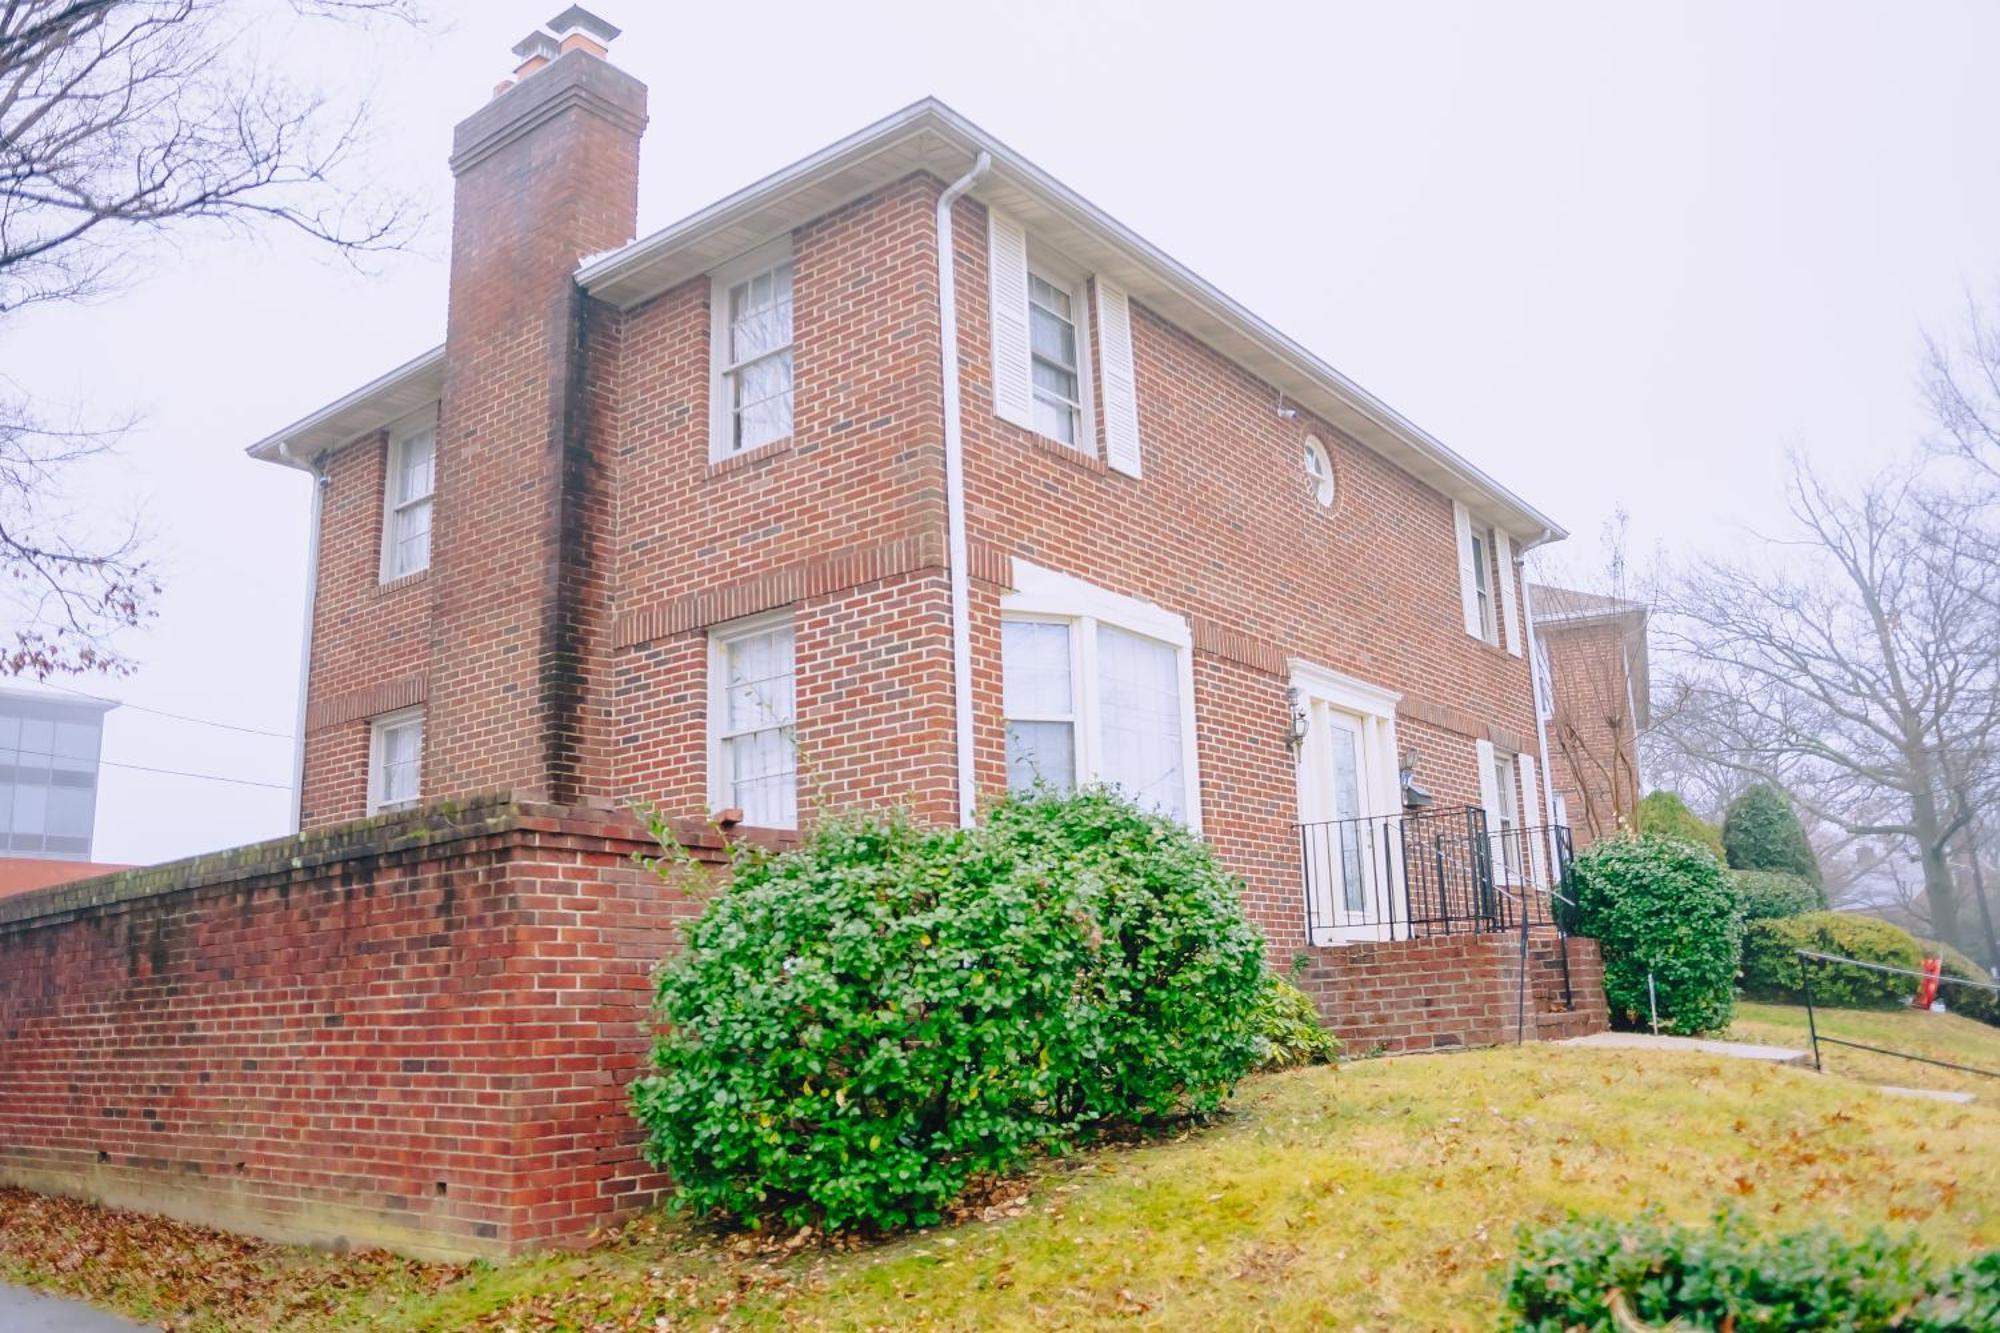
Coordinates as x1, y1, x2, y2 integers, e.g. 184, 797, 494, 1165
7, 0, 1995, 864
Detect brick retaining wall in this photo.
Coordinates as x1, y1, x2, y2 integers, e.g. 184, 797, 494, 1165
0, 798, 722, 1260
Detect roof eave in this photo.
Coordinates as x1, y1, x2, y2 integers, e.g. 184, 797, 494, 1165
577, 98, 1565, 543
246, 345, 446, 471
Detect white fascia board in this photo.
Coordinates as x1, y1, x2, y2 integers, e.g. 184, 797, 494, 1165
578, 98, 1565, 543
245, 345, 446, 471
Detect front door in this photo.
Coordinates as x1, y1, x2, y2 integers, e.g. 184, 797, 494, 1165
1300, 703, 1390, 944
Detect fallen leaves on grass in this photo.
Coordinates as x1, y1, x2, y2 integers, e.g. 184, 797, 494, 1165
0, 1187, 464, 1329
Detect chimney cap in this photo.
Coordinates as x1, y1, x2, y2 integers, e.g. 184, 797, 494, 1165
546, 5, 622, 42
510, 30, 560, 61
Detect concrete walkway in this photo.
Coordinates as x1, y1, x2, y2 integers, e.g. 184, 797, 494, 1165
1561, 1031, 1813, 1066
0, 1285, 145, 1331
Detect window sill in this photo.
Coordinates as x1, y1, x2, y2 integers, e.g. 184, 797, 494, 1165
1018, 427, 1109, 476
375, 569, 430, 598
708, 437, 794, 477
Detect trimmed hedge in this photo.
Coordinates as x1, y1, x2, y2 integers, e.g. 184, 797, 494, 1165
1636, 790, 1726, 860
1565, 836, 1742, 1036
1504, 1210, 1999, 1331
1740, 912, 1921, 1009
1732, 868, 1823, 921
1918, 938, 2000, 1027
1251, 972, 1341, 1071
1722, 783, 1822, 885
630, 791, 1267, 1231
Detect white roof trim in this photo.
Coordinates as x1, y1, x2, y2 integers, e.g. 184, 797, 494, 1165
245, 345, 444, 471
578, 98, 1563, 542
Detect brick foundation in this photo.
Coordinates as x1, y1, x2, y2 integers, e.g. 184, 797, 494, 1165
1296, 931, 1607, 1054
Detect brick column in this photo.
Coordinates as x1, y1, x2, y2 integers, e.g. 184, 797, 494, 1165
427, 46, 646, 804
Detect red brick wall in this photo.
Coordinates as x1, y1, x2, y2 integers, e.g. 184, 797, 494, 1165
1297, 933, 1605, 1054
0, 801, 696, 1259
1541, 618, 1640, 847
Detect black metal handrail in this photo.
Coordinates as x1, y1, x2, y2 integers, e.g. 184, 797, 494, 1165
1295, 807, 1576, 943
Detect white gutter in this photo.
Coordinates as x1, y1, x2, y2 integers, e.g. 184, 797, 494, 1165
276, 441, 327, 834
936, 150, 992, 828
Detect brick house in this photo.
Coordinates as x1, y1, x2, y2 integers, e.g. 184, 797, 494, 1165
1531, 584, 1650, 848
0, 11, 1606, 1259
255, 15, 1587, 963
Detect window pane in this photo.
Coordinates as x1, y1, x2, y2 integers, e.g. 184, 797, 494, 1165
397, 429, 436, 504
732, 349, 794, 451
378, 718, 421, 809
729, 263, 794, 363
392, 497, 432, 577
1006, 720, 1075, 794
1029, 300, 1076, 370
1095, 626, 1185, 820
13, 781, 48, 834
1002, 621, 1072, 717
46, 784, 91, 839
1031, 394, 1075, 445
19, 719, 54, 756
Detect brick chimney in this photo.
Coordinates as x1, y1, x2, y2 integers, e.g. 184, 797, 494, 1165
426, 9, 645, 806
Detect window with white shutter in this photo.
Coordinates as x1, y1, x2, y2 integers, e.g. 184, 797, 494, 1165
1496, 529, 1522, 655
1453, 502, 1501, 646
987, 208, 1035, 430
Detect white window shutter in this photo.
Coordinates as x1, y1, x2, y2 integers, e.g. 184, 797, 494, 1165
987, 208, 1034, 429
1096, 278, 1142, 477
1518, 752, 1547, 881
1453, 502, 1481, 638
1475, 737, 1503, 873
1497, 528, 1522, 655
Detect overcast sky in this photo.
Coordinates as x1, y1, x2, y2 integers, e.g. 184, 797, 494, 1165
7, 0, 1996, 865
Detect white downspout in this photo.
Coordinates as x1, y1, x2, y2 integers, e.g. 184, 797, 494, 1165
937, 151, 992, 828
277, 442, 326, 835
1518, 547, 1561, 867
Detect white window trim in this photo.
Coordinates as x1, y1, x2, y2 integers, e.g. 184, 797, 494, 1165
379, 408, 437, 584
706, 608, 798, 828
1471, 524, 1498, 644
1026, 248, 1097, 456
1002, 559, 1199, 829
707, 237, 795, 464
367, 706, 423, 815
1302, 435, 1335, 507
1289, 660, 1403, 946
1477, 738, 1524, 885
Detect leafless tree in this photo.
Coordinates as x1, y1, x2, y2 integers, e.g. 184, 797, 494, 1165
1652, 455, 2000, 953
0, 0, 422, 678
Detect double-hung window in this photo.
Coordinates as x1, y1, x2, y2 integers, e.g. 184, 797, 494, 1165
382, 416, 436, 581
1453, 502, 1519, 651
1000, 562, 1199, 826
710, 613, 797, 828
369, 708, 423, 814
710, 240, 795, 460
1028, 270, 1084, 447
1470, 524, 1496, 643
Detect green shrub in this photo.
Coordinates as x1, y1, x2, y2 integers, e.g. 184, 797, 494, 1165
1918, 937, 2000, 1027
1740, 912, 1921, 1009
630, 791, 1266, 1232
1251, 972, 1340, 1071
1731, 868, 1823, 920
1721, 783, 1823, 885
1565, 836, 1741, 1035
1635, 790, 1726, 860
1503, 1210, 1998, 1332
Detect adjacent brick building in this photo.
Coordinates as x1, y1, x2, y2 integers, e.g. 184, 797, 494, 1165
1531, 584, 1650, 848
0, 11, 1608, 1258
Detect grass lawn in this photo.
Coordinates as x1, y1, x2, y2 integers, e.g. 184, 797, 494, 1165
3, 1041, 1995, 1331
1729, 999, 2000, 1096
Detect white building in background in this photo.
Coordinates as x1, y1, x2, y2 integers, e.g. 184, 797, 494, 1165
0, 686, 116, 862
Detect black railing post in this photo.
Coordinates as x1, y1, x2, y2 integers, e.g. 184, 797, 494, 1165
1801, 951, 1822, 1073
